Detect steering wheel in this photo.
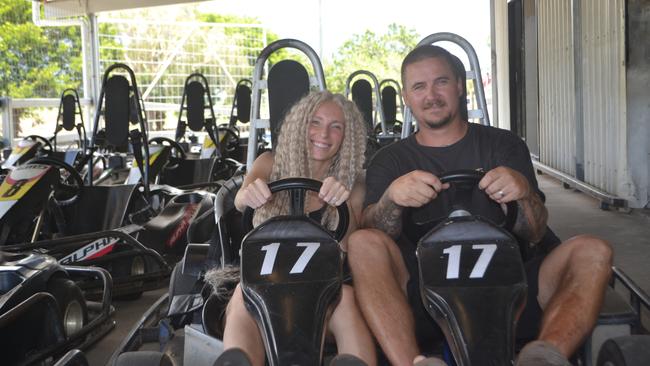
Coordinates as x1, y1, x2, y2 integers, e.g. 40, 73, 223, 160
211, 157, 245, 182
242, 178, 349, 242
217, 126, 240, 156
25, 135, 53, 152
149, 136, 187, 160
438, 169, 518, 230
373, 121, 403, 136
28, 157, 84, 206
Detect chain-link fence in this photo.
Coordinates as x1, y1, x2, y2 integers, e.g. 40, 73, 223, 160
0, 0, 267, 144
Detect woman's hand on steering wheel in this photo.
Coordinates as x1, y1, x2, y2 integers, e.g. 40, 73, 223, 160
238, 178, 272, 209
318, 177, 350, 207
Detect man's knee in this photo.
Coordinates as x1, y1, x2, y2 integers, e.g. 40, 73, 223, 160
564, 234, 613, 268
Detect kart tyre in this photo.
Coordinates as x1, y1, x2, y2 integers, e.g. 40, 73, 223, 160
597, 335, 650, 366
116, 351, 173, 366
113, 255, 147, 300
47, 277, 88, 337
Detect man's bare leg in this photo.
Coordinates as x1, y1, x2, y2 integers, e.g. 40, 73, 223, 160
348, 229, 419, 366
536, 234, 613, 356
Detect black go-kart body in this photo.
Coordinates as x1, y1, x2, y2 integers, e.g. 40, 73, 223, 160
414, 170, 650, 366
105, 176, 349, 366
2, 181, 218, 298
1, 136, 51, 171
0, 251, 113, 366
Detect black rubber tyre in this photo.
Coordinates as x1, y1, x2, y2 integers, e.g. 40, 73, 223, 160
47, 277, 88, 337
112, 255, 146, 300
597, 335, 650, 366
116, 351, 173, 366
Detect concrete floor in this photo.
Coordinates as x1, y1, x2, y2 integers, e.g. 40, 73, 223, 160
539, 173, 650, 295
82, 173, 650, 365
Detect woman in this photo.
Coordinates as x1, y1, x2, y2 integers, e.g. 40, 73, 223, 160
215, 90, 375, 366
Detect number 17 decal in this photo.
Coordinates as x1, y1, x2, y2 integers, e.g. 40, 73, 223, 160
259, 242, 321, 275
442, 244, 497, 279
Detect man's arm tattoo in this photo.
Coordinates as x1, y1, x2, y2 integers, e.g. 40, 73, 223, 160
512, 192, 548, 243
362, 195, 404, 239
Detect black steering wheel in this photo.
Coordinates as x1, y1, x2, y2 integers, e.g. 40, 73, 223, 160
26, 135, 53, 152
438, 169, 518, 230
28, 157, 84, 206
217, 126, 240, 156
373, 121, 403, 136
410, 169, 518, 236
242, 178, 349, 241
149, 136, 187, 160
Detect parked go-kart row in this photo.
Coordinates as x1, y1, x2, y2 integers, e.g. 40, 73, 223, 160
0, 63, 245, 301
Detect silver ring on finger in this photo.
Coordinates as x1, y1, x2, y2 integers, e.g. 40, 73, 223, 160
497, 190, 505, 198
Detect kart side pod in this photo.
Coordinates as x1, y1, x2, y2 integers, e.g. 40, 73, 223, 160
241, 216, 343, 366
417, 215, 527, 366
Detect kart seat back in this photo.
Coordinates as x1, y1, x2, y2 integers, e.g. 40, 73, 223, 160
104, 75, 131, 150
351, 78, 374, 131
417, 215, 527, 366
268, 59, 310, 148
61, 93, 77, 131
186, 81, 207, 132
159, 157, 215, 186
63, 184, 140, 235
381, 84, 398, 124
241, 216, 342, 366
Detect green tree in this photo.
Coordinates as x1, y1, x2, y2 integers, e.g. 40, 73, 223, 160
0, 0, 82, 98
324, 23, 419, 94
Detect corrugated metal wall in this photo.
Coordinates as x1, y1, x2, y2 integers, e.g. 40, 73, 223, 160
538, 0, 576, 175
537, 0, 626, 195
580, 0, 626, 195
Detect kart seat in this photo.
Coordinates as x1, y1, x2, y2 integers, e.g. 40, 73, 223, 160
62, 184, 141, 235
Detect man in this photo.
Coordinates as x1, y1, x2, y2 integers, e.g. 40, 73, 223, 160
347, 45, 612, 366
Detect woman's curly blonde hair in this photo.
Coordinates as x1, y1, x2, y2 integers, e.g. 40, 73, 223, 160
254, 90, 368, 229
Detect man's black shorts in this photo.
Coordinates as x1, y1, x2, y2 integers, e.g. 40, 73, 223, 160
398, 236, 546, 352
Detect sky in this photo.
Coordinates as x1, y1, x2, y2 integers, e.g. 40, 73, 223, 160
197, 0, 492, 67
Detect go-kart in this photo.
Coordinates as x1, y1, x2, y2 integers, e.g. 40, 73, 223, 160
0, 250, 113, 365
1, 135, 54, 171
413, 170, 650, 366
105, 177, 351, 366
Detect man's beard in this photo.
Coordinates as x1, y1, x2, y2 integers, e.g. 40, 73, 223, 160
423, 112, 454, 129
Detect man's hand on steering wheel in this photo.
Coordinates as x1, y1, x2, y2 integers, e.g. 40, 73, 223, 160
478, 166, 532, 204
318, 177, 350, 207
387, 170, 450, 207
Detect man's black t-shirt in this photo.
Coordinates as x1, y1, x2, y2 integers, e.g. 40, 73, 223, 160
364, 123, 559, 254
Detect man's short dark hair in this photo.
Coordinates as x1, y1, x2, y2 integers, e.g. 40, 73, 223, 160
401, 45, 468, 120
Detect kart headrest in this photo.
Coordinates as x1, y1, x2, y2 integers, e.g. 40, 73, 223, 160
186, 81, 206, 132
104, 75, 130, 147
235, 83, 252, 123
61, 94, 76, 131
351, 79, 373, 130
268, 59, 310, 147
381, 85, 398, 123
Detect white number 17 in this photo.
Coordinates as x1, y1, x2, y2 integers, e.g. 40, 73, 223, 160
259, 242, 321, 275
442, 244, 497, 279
